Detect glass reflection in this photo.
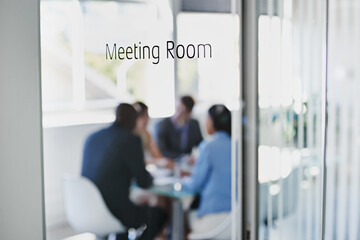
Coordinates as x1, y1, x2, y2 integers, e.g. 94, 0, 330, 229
257, 0, 326, 239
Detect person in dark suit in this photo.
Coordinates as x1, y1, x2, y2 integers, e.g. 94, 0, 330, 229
156, 95, 203, 159
81, 103, 167, 240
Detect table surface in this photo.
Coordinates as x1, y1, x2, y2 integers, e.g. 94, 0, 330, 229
148, 182, 194, 199
142, 164, 195, 199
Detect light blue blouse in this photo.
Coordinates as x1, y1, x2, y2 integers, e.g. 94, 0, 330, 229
182, 131, 231, 217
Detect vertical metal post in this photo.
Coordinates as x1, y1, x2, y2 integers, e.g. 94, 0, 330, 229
231, 0, 242, 239
320, 0, 329, 239
242, 0, 259, 239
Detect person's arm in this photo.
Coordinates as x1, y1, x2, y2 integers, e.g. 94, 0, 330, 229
146, 130, 163, 159
156, 120, 181, 159
146, 130, 175, 169
128, 135, 153, 189
182, 142, 211, 193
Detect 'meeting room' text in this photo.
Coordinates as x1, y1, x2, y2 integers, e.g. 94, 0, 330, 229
105, 41, 213, 64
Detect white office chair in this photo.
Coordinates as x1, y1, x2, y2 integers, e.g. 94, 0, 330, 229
62, 175, 126, 238
188, 205, 241, 240
187, 213, 232, 240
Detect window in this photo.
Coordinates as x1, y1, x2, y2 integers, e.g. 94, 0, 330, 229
41, 0, 175, 127
177, 13, 240, 111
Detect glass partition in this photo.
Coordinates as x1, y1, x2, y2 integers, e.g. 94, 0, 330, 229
41, 0, 175, 237
41, 0, 242, 239
256, 0, 327, 239
325, 1, 360, 239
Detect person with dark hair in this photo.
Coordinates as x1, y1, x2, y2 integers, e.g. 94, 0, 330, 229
207, 104, 231, 136
182, 104, 232, 236
130, 101, 173, 207
180, 95, 195, 113
81, 103, 167, 240
114, 103, 138, 129
133, 102, 153, 155
133, 101, 172, 166
155, 95, 203, 159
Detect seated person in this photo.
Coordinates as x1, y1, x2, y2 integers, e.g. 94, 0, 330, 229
81, 103, 167, 240
156, 95, 203, 159
131, 101, 173, 206
182, 104, 232, 235
133, 101, 173, 168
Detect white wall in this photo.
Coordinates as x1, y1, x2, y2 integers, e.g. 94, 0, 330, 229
0, 0, 45, 239
43, 123, 108, 228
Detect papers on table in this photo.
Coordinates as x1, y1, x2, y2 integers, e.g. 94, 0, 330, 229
146, 163, 175, 186
151, 168, 172, 178
146, 164, 172, 178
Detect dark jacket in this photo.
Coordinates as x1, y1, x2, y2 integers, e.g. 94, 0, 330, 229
81, 123, 153, 227
155, 117, 203, 159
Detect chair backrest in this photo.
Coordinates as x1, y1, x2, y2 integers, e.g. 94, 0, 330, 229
62, 175, 125, 237
188, 206, 242, 240
188, 213, 232, 240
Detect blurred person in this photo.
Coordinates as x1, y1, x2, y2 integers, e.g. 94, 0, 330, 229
182, 104, 232, 235
133, 101, 173, 168
156, 95, 203, 160
130, 101, 173, 207
81, 103, 167, 240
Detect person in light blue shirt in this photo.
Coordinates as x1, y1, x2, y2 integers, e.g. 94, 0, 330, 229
182, 104, 232, 234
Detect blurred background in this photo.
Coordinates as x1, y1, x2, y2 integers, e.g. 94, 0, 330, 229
39, 0, 360, 239
40, 0, 241, 238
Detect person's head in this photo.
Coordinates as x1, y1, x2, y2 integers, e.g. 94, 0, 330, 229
206, 104, 231, 136
173, 95, 195, 125
115, 103, 138, 131
133, 101, 149, 132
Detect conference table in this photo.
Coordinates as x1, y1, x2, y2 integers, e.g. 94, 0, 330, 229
145, 165, 195, 240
